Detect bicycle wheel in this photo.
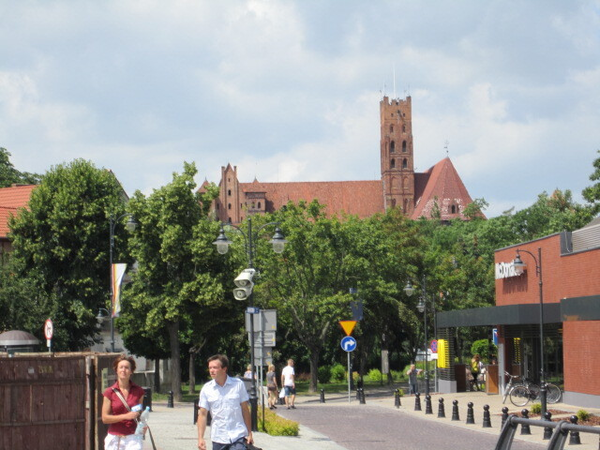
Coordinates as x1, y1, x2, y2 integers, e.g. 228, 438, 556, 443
546, 384, 562, 404
528, 383, 540, 401
510, 385, 531, 407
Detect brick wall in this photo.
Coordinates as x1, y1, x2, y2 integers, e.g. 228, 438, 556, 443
563, 321, 600, 395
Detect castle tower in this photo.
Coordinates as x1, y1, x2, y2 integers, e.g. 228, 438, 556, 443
218, 164, 242, 223
380, 96, 415, 215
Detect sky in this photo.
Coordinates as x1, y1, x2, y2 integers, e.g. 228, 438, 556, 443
1, 1, 599, 218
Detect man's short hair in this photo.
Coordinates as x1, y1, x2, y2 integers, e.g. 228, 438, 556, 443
208, 354, 229, 369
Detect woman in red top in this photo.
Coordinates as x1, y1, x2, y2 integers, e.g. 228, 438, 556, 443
102, 355, 146, 450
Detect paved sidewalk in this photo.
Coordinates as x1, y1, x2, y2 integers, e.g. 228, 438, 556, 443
143, 389, 600, 450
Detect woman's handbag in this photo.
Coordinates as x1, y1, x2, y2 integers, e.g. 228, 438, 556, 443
112, 388, 157, 450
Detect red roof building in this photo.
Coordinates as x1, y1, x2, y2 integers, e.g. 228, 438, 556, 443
0, 185, 37, 261
206, 96, 482, 223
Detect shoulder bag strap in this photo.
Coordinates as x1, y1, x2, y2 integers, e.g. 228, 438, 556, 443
112, 388, 157, 450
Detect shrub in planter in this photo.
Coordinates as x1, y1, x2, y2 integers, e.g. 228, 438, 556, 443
258, 408, 299, 436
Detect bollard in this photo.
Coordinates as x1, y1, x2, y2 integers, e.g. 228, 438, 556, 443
360, 388, 367, 404
425, 394, 433, 415
543, 411, 553, 440
320, 389, 326, 403
569, 415, 582, 445
437, 398, 445, 418
451, 400, 460, 421
167, 390, 174, 408
414, 393, 422, 411
394, 389, 401, 408
520, 409, 531, 435
482, 404, 492, 428
466, 402, 475, 424
501, 407, 509, 428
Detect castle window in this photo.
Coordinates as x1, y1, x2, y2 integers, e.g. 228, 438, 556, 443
228, 189, 232, 196
404, 199, 409, 212
402, 141, 407, 152
228, 203, 231, 210
390, 159, 396, 169
389, 124, 394, 133
402, 125, 406, 133
451, 205, 457, 214
258, 202, 261, 209
402, 158, 408, 169
390, 141, 395, 153
216, 204, 220, 210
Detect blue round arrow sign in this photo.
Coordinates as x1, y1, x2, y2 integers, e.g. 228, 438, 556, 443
341, 336, 357, 352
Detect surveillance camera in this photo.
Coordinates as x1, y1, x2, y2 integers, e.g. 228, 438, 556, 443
234, 268, 256, 288
233, 287, 251, 301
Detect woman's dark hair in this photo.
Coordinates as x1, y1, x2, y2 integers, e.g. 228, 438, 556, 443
113, 354, 136, 373
207, 354, 229, 369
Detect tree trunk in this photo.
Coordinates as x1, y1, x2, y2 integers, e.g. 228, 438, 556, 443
168, 320, 182, 402
154, 359, 161, 393
188, 351, 196, 394
308, 348, 319, 393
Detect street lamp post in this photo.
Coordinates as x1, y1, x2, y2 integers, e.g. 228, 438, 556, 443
512, 247, 546, 417
108, 213, 137, 352
214, 217, 287, 432
404, 278, 430, 395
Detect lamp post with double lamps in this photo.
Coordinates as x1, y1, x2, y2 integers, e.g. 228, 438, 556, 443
214, 217, 287, 432
105, 213, 137, 352
404, 279, 431, 395
512, 247, 547, 417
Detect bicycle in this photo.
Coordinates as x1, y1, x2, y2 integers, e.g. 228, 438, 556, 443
502, 372, 562, 406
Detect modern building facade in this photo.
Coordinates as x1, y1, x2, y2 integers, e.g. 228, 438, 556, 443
437, 218, 600, 407
206, 96, 481, 223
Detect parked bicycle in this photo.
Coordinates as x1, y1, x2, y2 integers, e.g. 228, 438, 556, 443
501, 372, 562, 407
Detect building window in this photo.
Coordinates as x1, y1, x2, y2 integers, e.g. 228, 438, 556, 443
402, 158, 408, 169
451, 205, 457, 214
228, 203, 231, 210
402, 141, 407, 152
258, 202, 261, 209
228, 189, 231, 196
402, 124, 406, 133
390, 141, 395, 153
391, 159, 396, 169
390, 124, 394, 133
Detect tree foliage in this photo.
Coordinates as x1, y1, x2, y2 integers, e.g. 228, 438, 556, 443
0, 147, 41, 187
120, 162, 231, 400
6, 159, 126, 349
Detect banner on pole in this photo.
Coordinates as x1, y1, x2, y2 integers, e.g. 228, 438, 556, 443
111, 263, 127, 318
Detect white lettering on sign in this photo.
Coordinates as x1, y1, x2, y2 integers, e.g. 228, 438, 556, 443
495, 262, 520, 279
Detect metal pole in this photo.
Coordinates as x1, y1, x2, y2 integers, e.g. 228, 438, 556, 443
247, 218, 258, 432
109, 217, 115, 353
347, 351, 351, 403
538, 247, 546, 417
424, 296, 429, 396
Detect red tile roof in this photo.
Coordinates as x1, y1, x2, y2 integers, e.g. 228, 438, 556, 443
0, 185, 37, 238
239, 179, 384, 219
411, 158, 481, 220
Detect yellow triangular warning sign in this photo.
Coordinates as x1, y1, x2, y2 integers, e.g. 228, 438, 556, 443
339, 320, 357, 336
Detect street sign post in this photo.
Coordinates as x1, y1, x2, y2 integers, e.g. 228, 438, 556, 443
44, 318, 53, 352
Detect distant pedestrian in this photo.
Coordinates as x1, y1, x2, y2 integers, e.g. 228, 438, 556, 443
197, 354, 253, 450
406, 364, 422, 395
243, 364, 256, 379
470, 354, 483, 391
281, 358, 296, 409
266, 364, 279, 409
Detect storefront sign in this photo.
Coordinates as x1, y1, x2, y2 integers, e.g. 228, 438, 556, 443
495, 261, 520, 279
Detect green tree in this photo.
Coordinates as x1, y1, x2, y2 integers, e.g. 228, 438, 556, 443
0, 147, 41, 187
122, 162, 228, 401
582, 150, 600, 215
7, 159, 127, 349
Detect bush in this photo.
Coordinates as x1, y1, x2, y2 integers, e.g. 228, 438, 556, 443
577, 409, 590, 422
317, 365, 331, 384
367, 368, 382, 382
258, 408, 299, 436
330, 363, 346, 382
390, 370, 405, 382
530, 403, 542, 414
471, 339, 497, 361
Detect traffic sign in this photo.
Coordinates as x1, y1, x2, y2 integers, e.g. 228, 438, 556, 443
339, 320, 357, 336
430, 339, 438, 353
341, 336, 357, 352
246, 306, 260, 314
44, 319, 53, 340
